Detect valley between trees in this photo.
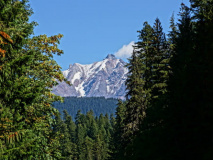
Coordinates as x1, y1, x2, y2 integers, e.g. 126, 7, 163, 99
0, 0, 213, 159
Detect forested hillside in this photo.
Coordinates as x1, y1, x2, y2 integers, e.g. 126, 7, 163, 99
53, 97, 118, 120
53, 110, 115, 159
0, 0, 212, 159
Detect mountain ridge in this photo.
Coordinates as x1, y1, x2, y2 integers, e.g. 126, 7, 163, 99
52, 54, 128, 99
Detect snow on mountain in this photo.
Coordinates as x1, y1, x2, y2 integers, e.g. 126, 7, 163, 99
52, 54, 128, 99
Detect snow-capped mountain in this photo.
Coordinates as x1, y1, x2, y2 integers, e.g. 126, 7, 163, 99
52, 54, 128, 99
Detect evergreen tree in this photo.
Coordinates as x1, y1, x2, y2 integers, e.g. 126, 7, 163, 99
83, 136, 94, 160
168, 13, 178, 50
52, 109, 114, 160
163, 4, 195, 159
151, 18, 169, 99
94, 134, 103, 160
75, 111, 87, 160
124, 49, 145, 134
60, 110, 77, 159
117, 17, 173, 159
0, 0, 67, 159
64, 110, 76, 143
109, 114, 116, 131
165, 2, 213, 159
112, 100, 126, 159
122, 22, 155, 158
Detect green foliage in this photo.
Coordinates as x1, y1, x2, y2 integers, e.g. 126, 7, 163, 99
163, 2, 213, 159
113, 1, 213, 160
0, 0, 66, 159
111, 100, 126, 159
54, 110, 114, 160
119, 17, 170, 159
1, 1, 212, 159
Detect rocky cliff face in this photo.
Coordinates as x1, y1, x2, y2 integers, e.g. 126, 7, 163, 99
52, 54, 128, 99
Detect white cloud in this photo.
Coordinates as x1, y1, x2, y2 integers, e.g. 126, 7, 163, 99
115, 41, 134, 59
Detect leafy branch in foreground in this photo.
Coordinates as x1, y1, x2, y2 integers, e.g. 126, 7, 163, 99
0, 0, 68, 159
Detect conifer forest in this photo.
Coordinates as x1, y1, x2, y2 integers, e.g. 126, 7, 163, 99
0, 0, 213, 159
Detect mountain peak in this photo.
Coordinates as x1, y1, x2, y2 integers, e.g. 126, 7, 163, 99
53, 54, 128, 99
105, 54, 116, 60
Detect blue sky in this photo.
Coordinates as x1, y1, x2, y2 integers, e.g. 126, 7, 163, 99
29, 0, 190, 70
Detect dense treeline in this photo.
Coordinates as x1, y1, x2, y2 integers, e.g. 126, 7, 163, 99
114, 1, 213, 160
53, 110, 115, 160
53, 97, 117, 120
0, 0, 212, 159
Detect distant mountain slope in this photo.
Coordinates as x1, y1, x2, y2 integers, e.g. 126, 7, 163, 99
52, 54, 128, 99
53, 97, 118, 119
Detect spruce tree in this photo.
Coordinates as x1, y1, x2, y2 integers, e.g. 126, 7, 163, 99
123, 22, 154, 146
151, 18, 169, 99
61, 110, 77, 159
64, 110, 76, 143
83, 136, 94, 160
166, 1, 213, 159
119, 18, 172, 160
112, 100, 127, 159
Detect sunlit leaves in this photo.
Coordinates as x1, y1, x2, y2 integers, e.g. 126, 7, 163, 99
0, 0, 66, 159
